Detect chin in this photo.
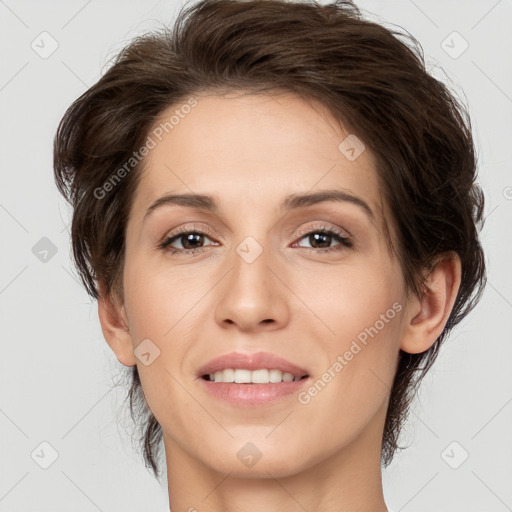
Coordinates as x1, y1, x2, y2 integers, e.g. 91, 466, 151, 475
209, 456, 305, 479
197, 439, 315, 478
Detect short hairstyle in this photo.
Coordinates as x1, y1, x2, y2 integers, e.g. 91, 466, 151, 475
53, 0, 486, 477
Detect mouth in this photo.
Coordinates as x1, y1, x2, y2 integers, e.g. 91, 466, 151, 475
201, 369, 309, 384
197, 351, 311, 406
197, 351, 310, 382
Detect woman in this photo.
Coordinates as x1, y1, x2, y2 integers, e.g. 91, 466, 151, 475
53, 0, 486, 510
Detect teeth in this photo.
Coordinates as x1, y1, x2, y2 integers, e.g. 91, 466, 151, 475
207, 369, 303, 383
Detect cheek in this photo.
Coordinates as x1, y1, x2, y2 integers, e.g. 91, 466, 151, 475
122, 255, 203, 341
290, 259, 404, 422
292, 252, 404, 343
291, 312, 403, 462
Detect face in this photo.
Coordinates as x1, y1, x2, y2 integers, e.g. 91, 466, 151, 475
118, 91, 410, 478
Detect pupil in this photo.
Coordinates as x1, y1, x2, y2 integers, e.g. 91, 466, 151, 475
183, 233, 203, 249
310, 233, 330, 248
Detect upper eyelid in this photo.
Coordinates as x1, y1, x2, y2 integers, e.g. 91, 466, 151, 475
294, 222, 351, 239
164, 222, 347, 237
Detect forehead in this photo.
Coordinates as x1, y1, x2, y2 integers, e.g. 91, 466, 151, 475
132, 92, 385, 226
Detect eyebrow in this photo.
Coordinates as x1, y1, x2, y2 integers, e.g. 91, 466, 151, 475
144, 189, 374, 221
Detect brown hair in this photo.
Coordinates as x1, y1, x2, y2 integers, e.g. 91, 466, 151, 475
53, 0, 486, 477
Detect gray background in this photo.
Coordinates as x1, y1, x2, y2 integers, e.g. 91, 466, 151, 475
0, 0, 511, 510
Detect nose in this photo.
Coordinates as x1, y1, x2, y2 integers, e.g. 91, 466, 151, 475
214, 241, 290, 332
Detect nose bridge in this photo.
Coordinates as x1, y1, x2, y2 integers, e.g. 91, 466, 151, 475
226, 208, 276, 283
214, 231, 289, 330
229, 234, 274, 303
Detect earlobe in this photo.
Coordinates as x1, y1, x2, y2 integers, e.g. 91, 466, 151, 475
400, 252, 462, 354
97, 282, 137, 367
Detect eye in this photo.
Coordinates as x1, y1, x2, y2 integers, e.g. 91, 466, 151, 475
293, 226, 353, 253
158, 223, 353, 256
159, 225, 217, 255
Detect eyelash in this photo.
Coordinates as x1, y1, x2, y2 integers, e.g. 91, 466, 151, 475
158, 223, 353, 256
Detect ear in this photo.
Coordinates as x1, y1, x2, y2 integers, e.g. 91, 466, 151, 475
97, 281, 137, 367
400, 252, 462, 354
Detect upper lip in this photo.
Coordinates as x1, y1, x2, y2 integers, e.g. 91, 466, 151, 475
197, 352, 310, 378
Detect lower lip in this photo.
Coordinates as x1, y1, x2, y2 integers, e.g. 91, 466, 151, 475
199, 377, 310, 406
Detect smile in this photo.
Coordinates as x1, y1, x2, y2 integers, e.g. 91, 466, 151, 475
202, 368, 308, 383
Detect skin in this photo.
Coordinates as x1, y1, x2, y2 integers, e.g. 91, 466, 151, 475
98, 91, 461, 512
